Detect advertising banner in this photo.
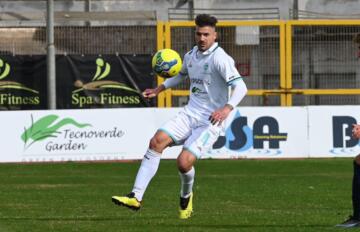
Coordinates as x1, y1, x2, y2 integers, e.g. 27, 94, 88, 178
1, 106, 359, 162
308, 106, 360, 157
206, 107, 309, 159
0, 55, 47, 110
0, 55, 155, 110
1, 108, 164, 162
0, 107, 310, 162
56, 55, 155, 109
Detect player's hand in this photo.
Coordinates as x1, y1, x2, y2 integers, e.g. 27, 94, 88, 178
142, 89, 157, 98
352, 124, 360, 139
142, 85, 165, 99
209, 105, 233, 125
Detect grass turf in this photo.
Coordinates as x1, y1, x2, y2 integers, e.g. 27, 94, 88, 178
0, 158, 355, 231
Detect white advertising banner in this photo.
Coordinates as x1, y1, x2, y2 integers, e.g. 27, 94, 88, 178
0, 106, 359, 162
308, 106, 360, 157
1, 108, 177, 162
206, 107, 308, 159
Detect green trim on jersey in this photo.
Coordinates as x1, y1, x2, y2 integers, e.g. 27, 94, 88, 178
227, 76, 243, 86
212, 45, 219, 53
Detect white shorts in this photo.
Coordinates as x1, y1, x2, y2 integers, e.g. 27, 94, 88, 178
159, 110, 224, 159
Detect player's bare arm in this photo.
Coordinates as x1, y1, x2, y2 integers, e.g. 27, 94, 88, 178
142, 84, 165, 98
352, 124, 360, 139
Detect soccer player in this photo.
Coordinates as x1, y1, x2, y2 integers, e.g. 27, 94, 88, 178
111, 14, 248, 219
337, 123, 360, 227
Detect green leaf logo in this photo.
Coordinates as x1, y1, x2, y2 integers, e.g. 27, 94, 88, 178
72, 58, 139, 94
0, 58, 39, 94
92, 58, 111, 81
191, 87, 201, 94
0, 58, 10, 80
21, 114, 92, 149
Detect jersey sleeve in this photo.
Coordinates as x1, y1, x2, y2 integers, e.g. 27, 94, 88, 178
163, 72, 185, 89
213, 52, 242, 86
227, 79, 248, 108
178, 53, 188, 76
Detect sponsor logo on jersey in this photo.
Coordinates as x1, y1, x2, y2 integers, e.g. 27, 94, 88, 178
190, 78, 204, 85
204, 63, 209, 71
191, 87, 201, 94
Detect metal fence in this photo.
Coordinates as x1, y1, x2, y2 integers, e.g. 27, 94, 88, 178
159, 21, 286, 107
162, 20, 360, 107
289, 9, 360, 20
286, 20, 360, 106
2, 18, 360, 107
168, 8, 280, 21
0, 26, 157, 55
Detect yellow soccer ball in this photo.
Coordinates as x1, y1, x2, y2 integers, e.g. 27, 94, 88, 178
152, 49, 182, 78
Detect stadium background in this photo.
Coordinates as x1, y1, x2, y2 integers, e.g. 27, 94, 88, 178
0, 1, 360, 231
0, 0, 360, 160
2, 0, 360, 109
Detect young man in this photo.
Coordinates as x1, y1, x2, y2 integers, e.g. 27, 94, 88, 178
111, 14, 248, 219
337, 124, 360, 227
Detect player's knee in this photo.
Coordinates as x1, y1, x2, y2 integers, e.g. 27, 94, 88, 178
149, 135, 168, 153
177, 159, 192, 173
177, 153, 195, 173
149, 137, 162, 152
355, 154, 360, 165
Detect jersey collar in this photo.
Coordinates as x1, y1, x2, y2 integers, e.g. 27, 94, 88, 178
198, 42, 219, 56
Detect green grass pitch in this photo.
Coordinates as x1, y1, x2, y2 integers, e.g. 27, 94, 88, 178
0, 158, 354, 231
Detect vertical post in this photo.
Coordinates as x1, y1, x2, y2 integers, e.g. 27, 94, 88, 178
164, 22, 172, 108
188, 0, 194, 20
285, 22, 293, 106
85, 0, 91, 26
279, 21, 287, 106
156, 21, 166, 107
47, 0, 56, 109
85, 0, 91, 12
293, 0, 299, 19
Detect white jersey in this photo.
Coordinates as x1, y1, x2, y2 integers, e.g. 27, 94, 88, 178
179, 42, 242, 121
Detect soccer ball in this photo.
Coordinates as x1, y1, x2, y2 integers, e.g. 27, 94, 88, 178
152, 49, 182, 78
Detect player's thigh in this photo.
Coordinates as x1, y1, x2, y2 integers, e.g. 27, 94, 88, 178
177, 149, 197, 173
158, 111, 193, 145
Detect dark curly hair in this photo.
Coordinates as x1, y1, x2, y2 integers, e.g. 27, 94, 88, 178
195, 14, 218, 28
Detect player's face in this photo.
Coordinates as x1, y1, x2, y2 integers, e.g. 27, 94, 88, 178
195, 26, 217, 52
